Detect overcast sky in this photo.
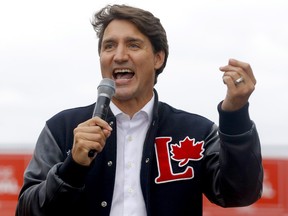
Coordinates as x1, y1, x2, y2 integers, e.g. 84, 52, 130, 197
1, 0, 287, 153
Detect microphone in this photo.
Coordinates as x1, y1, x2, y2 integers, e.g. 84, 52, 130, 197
88, 78, 115, 157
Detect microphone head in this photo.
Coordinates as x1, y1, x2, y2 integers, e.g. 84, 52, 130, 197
97, 78, 115, 99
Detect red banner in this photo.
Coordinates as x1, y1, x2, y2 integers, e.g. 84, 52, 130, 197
0, 154, 31, 215
0, 154, 287, 216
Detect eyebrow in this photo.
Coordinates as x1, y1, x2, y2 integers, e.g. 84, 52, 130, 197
102, 36, 144, 44
126, 37, 144, 43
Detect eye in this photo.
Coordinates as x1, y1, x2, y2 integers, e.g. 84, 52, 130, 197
102, 42, 115, 51
128, 42, 140, 50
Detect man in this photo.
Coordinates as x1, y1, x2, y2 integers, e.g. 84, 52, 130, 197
16, 4, 263, 216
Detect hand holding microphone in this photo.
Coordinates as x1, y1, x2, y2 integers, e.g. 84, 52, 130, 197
89, 78, 115, 157
72, 78, 115, 165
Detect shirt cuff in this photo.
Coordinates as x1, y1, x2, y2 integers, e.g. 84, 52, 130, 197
218, 102, 252, 135
58, 154, 90, 187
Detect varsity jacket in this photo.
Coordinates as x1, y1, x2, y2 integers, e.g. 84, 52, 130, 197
16, 90, 263, 216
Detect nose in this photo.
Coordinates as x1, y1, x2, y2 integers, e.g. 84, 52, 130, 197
113, 45, 128, 63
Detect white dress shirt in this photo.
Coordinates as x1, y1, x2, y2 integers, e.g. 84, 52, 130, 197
109, 95, 154, 216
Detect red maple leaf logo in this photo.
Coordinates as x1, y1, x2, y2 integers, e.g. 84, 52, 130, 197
170, 137, 205, 167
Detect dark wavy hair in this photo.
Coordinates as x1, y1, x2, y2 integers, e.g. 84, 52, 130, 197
91, 4, 169, 84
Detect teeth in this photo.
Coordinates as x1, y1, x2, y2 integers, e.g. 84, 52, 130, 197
114, 69, 132, 73
113, 68, 135, 80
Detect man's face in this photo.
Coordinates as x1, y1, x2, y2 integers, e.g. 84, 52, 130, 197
99, 19, 164, 104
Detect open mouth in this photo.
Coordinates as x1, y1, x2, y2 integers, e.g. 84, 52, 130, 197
113, 69, 135, 80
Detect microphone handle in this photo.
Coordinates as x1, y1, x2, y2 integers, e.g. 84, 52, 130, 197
88, 96, 111, 157
93, 96, 111, 119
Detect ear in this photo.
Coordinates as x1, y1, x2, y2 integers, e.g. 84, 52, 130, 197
154, 51, 165, 70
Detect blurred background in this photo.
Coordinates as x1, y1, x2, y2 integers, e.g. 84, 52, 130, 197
0, 0, 287, 215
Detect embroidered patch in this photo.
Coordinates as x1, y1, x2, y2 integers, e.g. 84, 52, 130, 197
154, 136, 205, 184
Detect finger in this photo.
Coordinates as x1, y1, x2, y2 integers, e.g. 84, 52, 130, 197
222, 71, 242, 80
220, 64, 255, 88
74, 124, 103, 136
78, 117, 112, 131
222, 75, 238, 89
72, 132, 106, 165
90, 117, 113, 131
222, 70, 243, 86
73, 130, 106, 155
74, 129, 106, 142
227, 59, 256, 85
75, 125, 111, 139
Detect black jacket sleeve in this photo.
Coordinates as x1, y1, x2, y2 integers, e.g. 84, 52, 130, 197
15, 125, 88, 216
203, 103, 263, 207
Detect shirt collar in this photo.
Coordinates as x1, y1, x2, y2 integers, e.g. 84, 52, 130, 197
110, 93, 154, 123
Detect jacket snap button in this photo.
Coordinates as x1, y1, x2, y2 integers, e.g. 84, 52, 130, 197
107, 161, 113, 166
145, 158, 150, 163
101, 201, 107, 207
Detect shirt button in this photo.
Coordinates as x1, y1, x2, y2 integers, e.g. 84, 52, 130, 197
127, 162, 132, 168
127, 162, 135, 169
127, 135, 133, 142
107, 161, 113, 167
101, 201, 107, 207
128, 187, 134, 194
